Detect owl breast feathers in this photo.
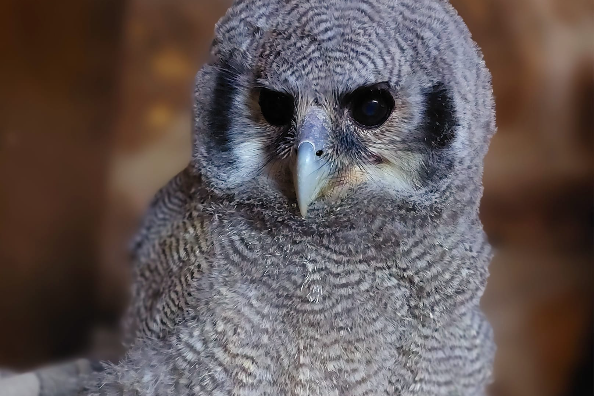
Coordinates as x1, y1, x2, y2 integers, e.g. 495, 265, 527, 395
84, 0, 497, 395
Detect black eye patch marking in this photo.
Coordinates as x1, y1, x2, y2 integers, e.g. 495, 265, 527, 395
423, 82, 458, 149
258, 88, 295, 126
208, 64, 240, 152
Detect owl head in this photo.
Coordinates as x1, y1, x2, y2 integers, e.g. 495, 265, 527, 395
191, 0, 495, 220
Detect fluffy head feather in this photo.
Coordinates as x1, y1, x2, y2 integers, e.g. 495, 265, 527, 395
192, 0, 494, 222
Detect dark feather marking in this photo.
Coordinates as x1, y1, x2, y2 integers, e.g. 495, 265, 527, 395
423, 82, 458, 149
208, 63, 240, 152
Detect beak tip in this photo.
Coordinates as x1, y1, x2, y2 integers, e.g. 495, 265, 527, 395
298, 205, 309, 218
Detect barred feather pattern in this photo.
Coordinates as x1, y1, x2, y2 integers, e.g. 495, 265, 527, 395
83, 0, 496, 395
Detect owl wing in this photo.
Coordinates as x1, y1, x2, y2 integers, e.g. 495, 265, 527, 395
124, 167, 214, 343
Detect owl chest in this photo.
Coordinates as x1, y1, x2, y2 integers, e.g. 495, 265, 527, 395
199, 264, 411, 394
211, 231, 410, 334
196, 228, 412, 392
202, 292, 405, 395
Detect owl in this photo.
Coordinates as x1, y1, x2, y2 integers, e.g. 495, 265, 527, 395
84, 0, 497, 394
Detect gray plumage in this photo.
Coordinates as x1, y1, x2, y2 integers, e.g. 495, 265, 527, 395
84, 0, 497, 394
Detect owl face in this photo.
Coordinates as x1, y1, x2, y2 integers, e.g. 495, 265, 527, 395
193, 0, 492, 218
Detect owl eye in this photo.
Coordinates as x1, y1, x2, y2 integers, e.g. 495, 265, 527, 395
259, 88, 295, 126
349, 86, 395, 128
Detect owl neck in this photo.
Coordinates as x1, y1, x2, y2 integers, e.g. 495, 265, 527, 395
205, 191, 491, 326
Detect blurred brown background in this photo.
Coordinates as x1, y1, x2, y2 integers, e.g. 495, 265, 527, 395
0, 1, 592, 395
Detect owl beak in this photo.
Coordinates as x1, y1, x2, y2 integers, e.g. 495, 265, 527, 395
293, 108, 331, 217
